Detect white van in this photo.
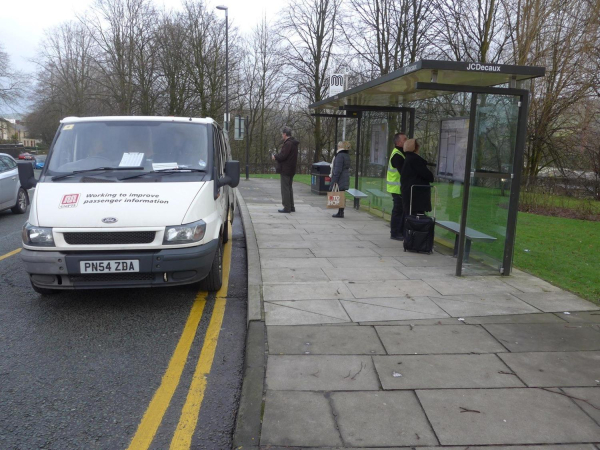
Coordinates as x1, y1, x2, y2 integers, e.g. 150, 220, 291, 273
18, 116, 239, 295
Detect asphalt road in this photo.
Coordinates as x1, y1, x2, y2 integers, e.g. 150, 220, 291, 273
0, 204, 248, 449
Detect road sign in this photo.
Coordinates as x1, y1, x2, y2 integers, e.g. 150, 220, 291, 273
328, 74, 345, 97
234, 116, 245, 140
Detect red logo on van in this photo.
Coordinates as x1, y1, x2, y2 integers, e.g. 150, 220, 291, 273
59, 194, 80, 208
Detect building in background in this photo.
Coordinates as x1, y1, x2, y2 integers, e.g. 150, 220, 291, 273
0, 118, 41, 148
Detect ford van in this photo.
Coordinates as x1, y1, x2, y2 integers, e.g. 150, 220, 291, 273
18, 116, 239, 294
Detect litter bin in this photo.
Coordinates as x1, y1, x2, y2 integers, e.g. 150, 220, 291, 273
311, 161, 332, 195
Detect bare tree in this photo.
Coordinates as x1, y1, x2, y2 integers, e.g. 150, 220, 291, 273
342, 0, 429, 77
429, 0, 509, 63
181, 0, 233, 119
238, 17, 289, 166
0, 43, 28, 110
155, 12, 191, 115
35, 22, 98, 116
509, 0, 600, 180
280, 0, 342, 162
83, 0, 157, 114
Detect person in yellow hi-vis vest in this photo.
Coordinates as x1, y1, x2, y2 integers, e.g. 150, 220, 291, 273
387, 132, 407, 240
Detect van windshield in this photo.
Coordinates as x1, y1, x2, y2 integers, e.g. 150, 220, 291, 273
46, 121, 209, 180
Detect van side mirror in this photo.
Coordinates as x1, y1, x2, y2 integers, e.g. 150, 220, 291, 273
218, 161, 240, 188
18, 162, 38, 190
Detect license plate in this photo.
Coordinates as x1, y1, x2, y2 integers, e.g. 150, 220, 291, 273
79, 260, 140, 273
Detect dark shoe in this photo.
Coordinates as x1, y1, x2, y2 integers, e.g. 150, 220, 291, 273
391, 235, 404, 241
278, 209, 291, 213
332, 209, 344, 218
291, 207, 296, 212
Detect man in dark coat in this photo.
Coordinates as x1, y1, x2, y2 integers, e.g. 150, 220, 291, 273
401, 139, 434, 215
272, 126, 299, 213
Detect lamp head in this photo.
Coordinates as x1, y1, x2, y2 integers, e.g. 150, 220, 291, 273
216, 5, 228, 10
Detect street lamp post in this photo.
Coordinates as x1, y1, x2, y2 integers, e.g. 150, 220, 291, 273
216, 5, 229, 133
245, 115, 249, 180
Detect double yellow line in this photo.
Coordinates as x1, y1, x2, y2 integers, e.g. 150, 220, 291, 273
0, 236, 232, 449
128, 232, 233, 450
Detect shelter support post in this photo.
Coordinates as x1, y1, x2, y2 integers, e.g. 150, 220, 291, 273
354, 114, 362, 209
408, 110, 415, 138
455, 93, 478, 276
502, 92, 530, 275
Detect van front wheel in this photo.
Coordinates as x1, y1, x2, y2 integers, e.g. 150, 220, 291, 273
200, 238, 223, 292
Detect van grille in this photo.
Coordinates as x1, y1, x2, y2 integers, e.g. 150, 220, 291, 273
63, 232, 156, 245
70, 273, 155, 283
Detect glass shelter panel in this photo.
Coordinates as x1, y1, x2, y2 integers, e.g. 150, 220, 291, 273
461, 94, 520, 275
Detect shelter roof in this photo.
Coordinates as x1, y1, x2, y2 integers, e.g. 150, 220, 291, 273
310, 60, 545, 110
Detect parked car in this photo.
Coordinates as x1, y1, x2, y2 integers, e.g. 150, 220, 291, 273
20, 116, 239, 295
0, 153, 28, 215
35, 155, 47, 169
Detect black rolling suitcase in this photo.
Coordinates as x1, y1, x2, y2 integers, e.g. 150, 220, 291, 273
403, 185, 436, 254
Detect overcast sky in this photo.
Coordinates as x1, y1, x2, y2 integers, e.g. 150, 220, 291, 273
1, 0, 276, 108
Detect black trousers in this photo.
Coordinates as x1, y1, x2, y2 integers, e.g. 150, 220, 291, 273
391, 193, 404, 237
280, 174, 295, 211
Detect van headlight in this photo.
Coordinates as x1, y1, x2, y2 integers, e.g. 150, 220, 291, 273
163, 220, 206, 244
22, 223, 55, 247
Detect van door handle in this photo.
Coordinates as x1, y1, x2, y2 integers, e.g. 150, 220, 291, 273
11, 177, 16, 180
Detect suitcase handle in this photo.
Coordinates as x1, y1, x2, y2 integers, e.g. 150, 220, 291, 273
410, 185, 437, 217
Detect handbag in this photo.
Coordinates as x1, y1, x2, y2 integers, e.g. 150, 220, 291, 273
327, 184, 345, 209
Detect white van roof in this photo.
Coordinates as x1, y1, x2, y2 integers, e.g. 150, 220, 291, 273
60, 116, 216, 125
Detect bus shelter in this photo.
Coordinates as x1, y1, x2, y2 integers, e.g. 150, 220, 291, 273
310, 60, 545, 277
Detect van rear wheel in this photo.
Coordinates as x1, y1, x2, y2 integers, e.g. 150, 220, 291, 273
200, 238, 223, 292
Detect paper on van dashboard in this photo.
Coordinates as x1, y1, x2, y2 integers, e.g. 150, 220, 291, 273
119, 152, 145, 167
152, 162, 179, 170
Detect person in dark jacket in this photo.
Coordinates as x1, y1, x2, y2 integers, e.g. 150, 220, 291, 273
330, 141, 351, 218
272, 126, 299, 213
401, 139, 434, 215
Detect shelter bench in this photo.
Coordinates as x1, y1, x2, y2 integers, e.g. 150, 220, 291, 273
435, 220, 497, 261
345, 188, 368, 210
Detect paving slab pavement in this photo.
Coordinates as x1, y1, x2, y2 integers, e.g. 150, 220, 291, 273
264, 300, 351, 325
260, 391, 343, 447
331, 391, 439, 446
417, 388, 600, 444
235, 179, 600, 449
340, 296, 450, 322
463, 312, 566, 324
376, 324, 508, 354
514, 292, 600, 312
482, 323, 600, 352
266, 355, 380, 390
427, 292, 541, 317
267, 325, 386, 354
373, 354, 525, 389
498, 351, 600, 387
561, 387, 600, 425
